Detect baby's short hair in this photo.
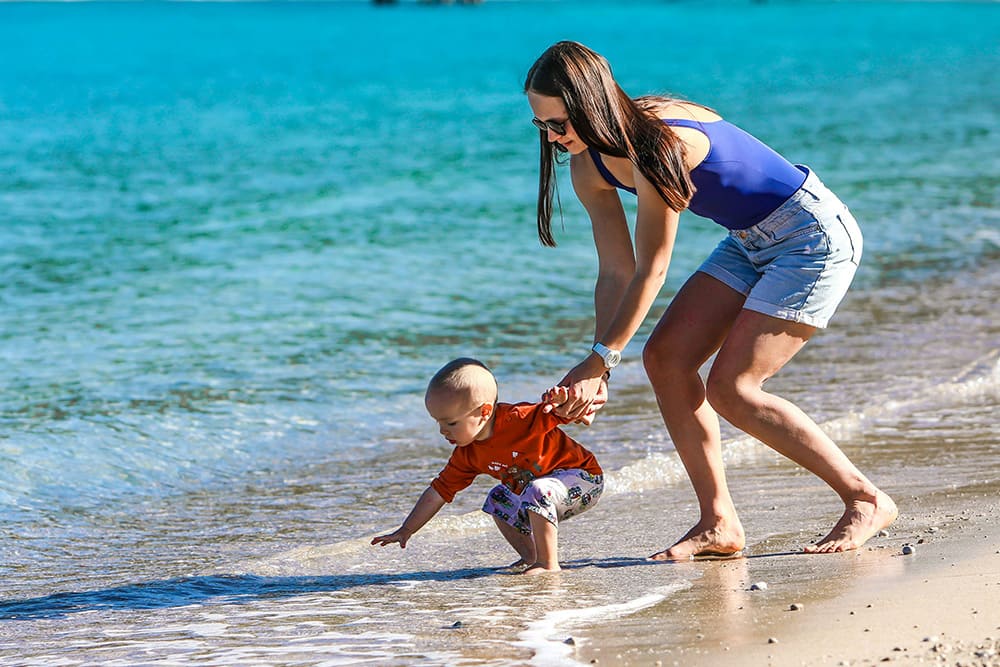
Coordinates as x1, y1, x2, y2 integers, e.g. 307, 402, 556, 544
427, 358, 498, 405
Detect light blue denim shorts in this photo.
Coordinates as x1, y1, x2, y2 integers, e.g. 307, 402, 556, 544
697, 166, 862, 329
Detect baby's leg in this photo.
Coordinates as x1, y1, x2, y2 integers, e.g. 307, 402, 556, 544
523, 512, 560, 575
519, 470, 603, 575
492, 516, 535, 567
483, 484, 536, 567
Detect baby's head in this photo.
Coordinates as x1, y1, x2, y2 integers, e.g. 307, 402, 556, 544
425, 358, 498, 447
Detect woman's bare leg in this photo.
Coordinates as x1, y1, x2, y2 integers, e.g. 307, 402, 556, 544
644, 273, 749, 560
706, 309, 897, 552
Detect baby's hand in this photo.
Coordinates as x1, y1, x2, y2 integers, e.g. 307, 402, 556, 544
541, 385, 571, 411
371, 529, 410, 549
542, 385, 596, 425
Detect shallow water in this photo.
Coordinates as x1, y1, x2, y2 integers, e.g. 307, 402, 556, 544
1, 1, 998, 664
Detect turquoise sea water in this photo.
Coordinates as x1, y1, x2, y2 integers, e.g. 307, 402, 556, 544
1, 2, 998, 664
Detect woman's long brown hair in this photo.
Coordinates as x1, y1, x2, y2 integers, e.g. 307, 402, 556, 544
524, 41, 695, 247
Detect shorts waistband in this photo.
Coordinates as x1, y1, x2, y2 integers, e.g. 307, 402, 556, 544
740, 165, 843, 238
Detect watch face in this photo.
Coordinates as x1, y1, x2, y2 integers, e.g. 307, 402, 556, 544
593, 343, 621, 369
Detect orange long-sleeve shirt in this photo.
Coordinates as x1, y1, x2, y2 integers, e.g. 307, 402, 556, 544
430, 402, 603, 503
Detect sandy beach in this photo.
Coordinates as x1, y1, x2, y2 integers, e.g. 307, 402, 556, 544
719, 545, 1000, 667
572, 474, 1000, 667
2, 3, 997, 665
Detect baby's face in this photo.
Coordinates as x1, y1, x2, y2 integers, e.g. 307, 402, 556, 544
425, 389, 488, 447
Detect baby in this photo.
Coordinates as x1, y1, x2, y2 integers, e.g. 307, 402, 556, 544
371, 358, 604, 575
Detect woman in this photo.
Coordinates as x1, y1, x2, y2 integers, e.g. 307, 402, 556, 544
527, 41, 896, 558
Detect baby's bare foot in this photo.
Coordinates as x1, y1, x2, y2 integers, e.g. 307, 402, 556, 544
501, 559, 528, 571
805, 490, 898, 553
649, 520, 745, 561
521, 563, 561, 576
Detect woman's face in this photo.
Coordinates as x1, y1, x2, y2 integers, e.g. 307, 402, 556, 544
527, 91, 587, 155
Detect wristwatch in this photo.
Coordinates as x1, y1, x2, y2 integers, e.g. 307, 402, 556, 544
591, 342, 621, 370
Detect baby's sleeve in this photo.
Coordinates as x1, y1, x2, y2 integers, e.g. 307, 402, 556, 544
429, 452, 477, 503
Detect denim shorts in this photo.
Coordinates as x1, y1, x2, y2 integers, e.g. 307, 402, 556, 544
697, 166, 862, 329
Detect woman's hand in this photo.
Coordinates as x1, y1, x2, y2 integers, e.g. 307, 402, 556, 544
542, 355, 609, 424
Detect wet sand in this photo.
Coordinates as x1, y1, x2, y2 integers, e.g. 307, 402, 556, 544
714, 542, 1000, 667
573, 477, 1000, 666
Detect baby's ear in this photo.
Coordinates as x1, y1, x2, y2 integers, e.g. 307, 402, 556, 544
480, 403, 494, 419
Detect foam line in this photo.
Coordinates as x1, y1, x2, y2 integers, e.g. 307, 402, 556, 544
822, 346, 999, 441
517, 586, 686, 666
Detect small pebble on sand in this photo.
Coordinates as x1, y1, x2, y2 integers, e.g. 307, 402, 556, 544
790, 603, 804, 611
450, 621, 463, 629
564, 637, 575, 645
902, 545, 916, 555
768, 637, 779, 644
750, 582, 768, 591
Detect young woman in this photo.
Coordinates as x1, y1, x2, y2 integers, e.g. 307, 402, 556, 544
527, 41, 896, 558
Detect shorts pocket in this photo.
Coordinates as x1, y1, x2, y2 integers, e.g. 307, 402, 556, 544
763, 210, 822, 245
833, 210, 863, 265
769, 221, 822, 245
767, 221, 828, 258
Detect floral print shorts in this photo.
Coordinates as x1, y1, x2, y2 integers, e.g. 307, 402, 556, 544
481, 468, 604, 535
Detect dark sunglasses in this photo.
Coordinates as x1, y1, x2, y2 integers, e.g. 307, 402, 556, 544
531, 118, 567, 136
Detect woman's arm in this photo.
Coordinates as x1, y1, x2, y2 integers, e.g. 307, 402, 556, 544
550, 155, 680, 418
597, 168, 680, 352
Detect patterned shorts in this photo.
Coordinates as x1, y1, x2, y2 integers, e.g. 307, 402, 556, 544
481, 469, 604, 535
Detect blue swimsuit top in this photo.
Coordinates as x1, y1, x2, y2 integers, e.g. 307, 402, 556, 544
587, 118, 807, 230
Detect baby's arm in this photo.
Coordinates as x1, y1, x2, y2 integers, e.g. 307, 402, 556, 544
371, 486, 446, 548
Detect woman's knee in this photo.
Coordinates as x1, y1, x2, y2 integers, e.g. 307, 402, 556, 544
705, 368, 759, 425
642, 335, 696, 387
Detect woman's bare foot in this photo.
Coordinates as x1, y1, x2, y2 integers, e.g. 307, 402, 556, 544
649, 519, 746, 561
522, 563, 561, 576
805, 489, 898, 553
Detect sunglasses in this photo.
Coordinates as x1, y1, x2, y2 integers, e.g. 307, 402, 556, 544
531, 117, 568, 136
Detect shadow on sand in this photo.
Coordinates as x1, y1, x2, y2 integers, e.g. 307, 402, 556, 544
0, 567, 495, 621
0, 556, 661, 621
1, 551, 813, 621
